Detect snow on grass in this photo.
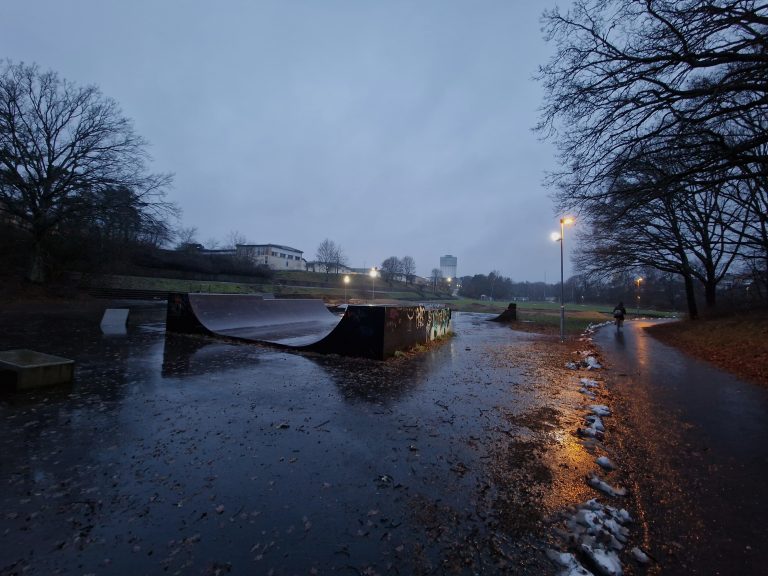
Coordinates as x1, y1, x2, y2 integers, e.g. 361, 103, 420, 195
580, 378, 599, 388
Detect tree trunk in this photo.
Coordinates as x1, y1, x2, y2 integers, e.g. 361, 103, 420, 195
704, 280, 717, 308
683, 272, 698, 320
27, 241, 47, 284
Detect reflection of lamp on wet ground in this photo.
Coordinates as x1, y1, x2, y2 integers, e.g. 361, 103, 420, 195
635, 277, 643, 316
343, 275, 350, 304
552, 217, 574, 342
369, 267, 378, 302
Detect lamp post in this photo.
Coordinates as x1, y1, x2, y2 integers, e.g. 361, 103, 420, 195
552, 217, 574, 342
635, 277, 643, 316
369, 267, 377, 302
343, 275, 350, 304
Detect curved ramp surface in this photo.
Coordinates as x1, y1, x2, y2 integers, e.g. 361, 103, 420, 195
166, 293, 451, 360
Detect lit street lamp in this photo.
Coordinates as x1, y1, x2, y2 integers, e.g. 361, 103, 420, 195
635, 277, 643, 316
369, 267, 378, 302
343, 275, 350, 304
552, 217, 574, 342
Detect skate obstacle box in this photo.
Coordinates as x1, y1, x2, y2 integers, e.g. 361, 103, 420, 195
0, 349, 75, 391
165, 292, 452, 360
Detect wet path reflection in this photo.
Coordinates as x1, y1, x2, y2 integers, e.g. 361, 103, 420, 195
595, 320, 768, 575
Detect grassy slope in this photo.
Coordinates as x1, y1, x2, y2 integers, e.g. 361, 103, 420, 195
645, 310, 768, 387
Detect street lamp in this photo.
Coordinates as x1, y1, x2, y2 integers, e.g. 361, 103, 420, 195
635, 277, 643, 316
552, 217, 574, 342
343, 275, 350, 304
369, 267, 378, 302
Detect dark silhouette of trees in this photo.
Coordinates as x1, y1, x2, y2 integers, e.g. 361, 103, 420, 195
0, 61, 174, 282
458, 272, 513, 301
538, 1, 768, 314
380, 256, 403, 284
538, 0, 768, 198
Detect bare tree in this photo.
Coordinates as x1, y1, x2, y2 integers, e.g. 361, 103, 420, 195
380, 256, 403, 284
538, 1, 768, 202
0, 61, 174, 282
174, 226, 199, 250
316, 239, 336, 274
316, 238, 347, 274
573, 148, 747, 318
332, 244, 348, 273
225, 230, 247, 249
401, 255, 416, 284
430, 268, 442, 293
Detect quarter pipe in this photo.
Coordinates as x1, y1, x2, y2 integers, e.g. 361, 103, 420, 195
165, 293, 451, 360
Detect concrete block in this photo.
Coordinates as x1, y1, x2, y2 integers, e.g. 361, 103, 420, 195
0, 349, 75, 391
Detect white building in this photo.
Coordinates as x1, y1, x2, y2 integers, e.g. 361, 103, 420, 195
236, 244, 304, 270
440, 255, 457, 279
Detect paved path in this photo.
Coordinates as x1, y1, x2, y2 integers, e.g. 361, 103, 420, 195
594, 320, 768, 575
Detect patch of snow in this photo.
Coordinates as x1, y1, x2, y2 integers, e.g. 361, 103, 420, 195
580, 378, 599, 388
580, 543, 623, 576
590, 404, 611, 416
585, 356, 603, 370
596, 456, 615, 470
547, 550, 595, 576
579, 388, 597, 399
630, 547, 650, 564
566, 361, 579, 370
578, 426, 603, 439
585, 415, 605, 432
588, 474, 627, 497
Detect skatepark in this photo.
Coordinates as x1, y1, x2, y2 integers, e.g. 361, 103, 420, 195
1, 297, 583, 575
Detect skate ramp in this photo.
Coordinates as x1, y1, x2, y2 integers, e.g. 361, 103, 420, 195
165, 293, 451, 359
488, 303, 517, 322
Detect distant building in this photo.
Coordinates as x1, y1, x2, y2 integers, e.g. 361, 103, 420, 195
440, 255, 457, 279
236, 243, 304, 270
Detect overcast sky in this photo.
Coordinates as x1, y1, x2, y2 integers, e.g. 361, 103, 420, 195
2, 0, 575, 282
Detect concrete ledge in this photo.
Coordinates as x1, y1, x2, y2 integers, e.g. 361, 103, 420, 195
0, 349, 75, 391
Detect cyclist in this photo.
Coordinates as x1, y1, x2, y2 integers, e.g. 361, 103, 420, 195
613, 301, 627, 330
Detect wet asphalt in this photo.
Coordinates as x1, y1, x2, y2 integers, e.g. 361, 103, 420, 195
0, 303, 594, 576
594, 320, 768, 575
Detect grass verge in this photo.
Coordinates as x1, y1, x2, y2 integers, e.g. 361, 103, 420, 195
645, 310, 768, 387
